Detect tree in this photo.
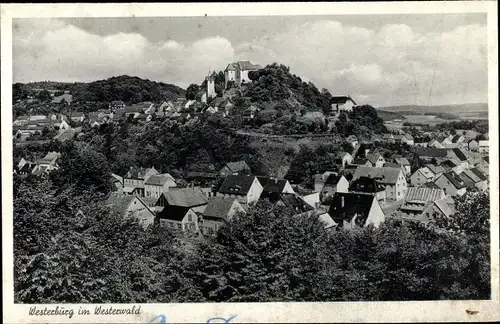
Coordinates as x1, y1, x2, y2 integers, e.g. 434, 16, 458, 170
185, 84, 200, 100
37, 90, 52, 103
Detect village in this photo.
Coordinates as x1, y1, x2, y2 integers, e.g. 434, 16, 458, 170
12, 60, 490, 237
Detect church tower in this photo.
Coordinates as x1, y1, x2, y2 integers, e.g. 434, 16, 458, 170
206, 71, 216, 100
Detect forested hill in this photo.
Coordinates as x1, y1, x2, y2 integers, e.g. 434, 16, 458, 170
243, 63, 333, 113
16, 76, 185, 104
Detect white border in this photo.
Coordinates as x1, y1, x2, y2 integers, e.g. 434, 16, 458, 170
2, 2, 499, 323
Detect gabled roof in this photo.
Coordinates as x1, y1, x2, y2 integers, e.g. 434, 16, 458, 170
451, 148, 468, 162
218, 175, 257, 196
224, 161, 251, 173
404, 186, 444, 203
203, 197, 238, 220
440, 159, 459, 168
165, 187, 208, 207
145, 174, 176, 186
349, 176, 385, 193
451, 135, 462, 143
433, 198, 455, 217
394, 157, 410, 166
125, 166, 157, 179
353, 158, 371, 165
422, 182, 441, 189
461, 168, 487, 183
426, 164, 445, 175
346, 135, 358, 142
366, 153, 384, 164
440, 171, 466, 189
106, 193, 151, 216
328, 192, 377, 225
258, 177, 289, 195
157, 205, 192, 221
353, 166, 402, 185
331, 96, 357, 105
277, 193, 314, 213
483, 156, 489, 164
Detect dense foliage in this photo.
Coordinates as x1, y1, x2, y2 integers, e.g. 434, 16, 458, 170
244, 63, 332, 114
14, 174, 491, 302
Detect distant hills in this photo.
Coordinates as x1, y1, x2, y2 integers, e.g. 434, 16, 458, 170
377, 103, 488, 114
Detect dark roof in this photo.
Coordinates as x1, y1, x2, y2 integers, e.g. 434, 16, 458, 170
422, 182, 442, 189
278, 194, 314, 213
469, 168, 487, 181
415, 147, 448, 158
157, 205, 192, 221
350, 176, 385, 193
324, 173, 343, 186
218, 175, 257, 196
184, 171, 218, 179
452, 148, 468, 161
203, 197, 238, 219
331, 96, 357, 105
165, 187, 208, 207
483, 156, 489, 163
145, 174, 175, 186
442, 172, 466, 189
440, 159, 459, 168
451, 135, 462, 143
353, 158, 371, 165
328, 192, 376, 225
258, 177, 288, 195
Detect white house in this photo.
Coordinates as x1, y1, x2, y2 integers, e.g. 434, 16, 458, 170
478, 140, 489, 154
224, 61, 262, 88
144, 173, 177, 198
331, 96, 357, 113
217, 175, 264, 206
328, 192, 385, 229
157, 205, 200, 234
353, 166, 407, 201
319, 173, 350, 203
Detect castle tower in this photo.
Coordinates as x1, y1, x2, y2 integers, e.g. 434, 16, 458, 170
206, 71, 216, 100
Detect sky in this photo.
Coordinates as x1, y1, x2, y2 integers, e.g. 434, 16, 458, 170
13, 14, 488, 107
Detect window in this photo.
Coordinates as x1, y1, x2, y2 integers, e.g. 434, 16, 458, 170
188, 214, 192, 222
177, 223, 182, 230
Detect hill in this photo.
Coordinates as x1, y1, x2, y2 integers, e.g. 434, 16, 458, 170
14, 76, 185, 104
378, 103, 488, 115
242, 63, 332, 113
377, 110, 406, 121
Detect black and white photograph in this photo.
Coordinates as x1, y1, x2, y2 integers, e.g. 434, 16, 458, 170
2, 2, 499, 323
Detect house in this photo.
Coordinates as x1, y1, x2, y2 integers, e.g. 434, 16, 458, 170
346, 135, 359, 148
440, 159, 463, 175
421, 198, 456, 220
366, 152, 386, 168
414, 147, 448, 162
334, 152, 354, 168
467, 139, 479, 152
447, 148, 470, 169
475, 156, 489, 176
478, 140, 489, 154
257, 177, 295, 200
353, 166, 407, 201
383, 134, 396, 144
109, 100, 126, 110
441, 135, 454, 146
303, 192, 321, 209
331, 96, 357, 113
224, 60, 262, 88
35, 151, 61, 171
351, 158, 373, 167
105, 193, 156, 228
156, 187, 209, 214
16, 158, 36, 175
393, 157, 411, 175
68, 112, 85, 123
404, 134, 414, 145
13, 115, 30, 126
313, 171, 337, 192
273, 193, 315, 216
144, 173, 177, 198
327, 192, 385, 229
51, 93, 73, 105
217, 175, 264, 206
349, 176, 386, 203
122, 167, 159, 197
319, 173, 349, 203
451, 134, 465, 144
414, 141, 428, 148
428, 139, 445, 149
157, 205, 200, 234
459, 168, 488, 191
399, 186, 446, 218
200, 197, 246, 236
434, 171, 467, 197
410, 165, 444, 186
184, 171, 218, 184
219, 161, 251, 177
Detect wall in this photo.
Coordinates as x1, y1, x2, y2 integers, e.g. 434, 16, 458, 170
247, 178, 264, 205
181, 209, 199, 233
366, 199, 385, 228
395, 173, 407, 201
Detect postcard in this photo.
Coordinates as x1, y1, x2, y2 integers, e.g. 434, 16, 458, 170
1, 2, 499, 323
